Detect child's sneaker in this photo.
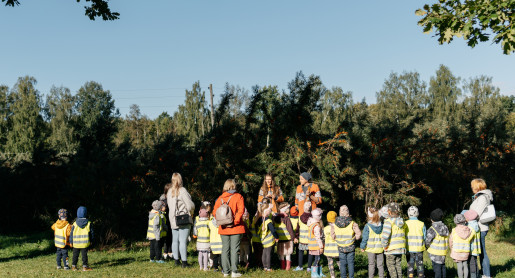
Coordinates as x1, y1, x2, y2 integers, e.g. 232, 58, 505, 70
156, 260, 165, 263
56, 266, 62, 270
63, 266, 70, 270
71, 266, 77, 271
150, 260, 155, 263
83, 266, 92, 271
293, 266, 303, 271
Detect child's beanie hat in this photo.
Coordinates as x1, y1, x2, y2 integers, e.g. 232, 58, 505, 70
407, 206, 419, 217
279, 203, 290, 214
388, 202, 400, 214
312, 208, 322, 220
152, 200, 162, 210
430, 208, 444, 222
58, 209, 68, 220
464, 210, 478, 221
290, 206, 299, 217
454, 214, 467, 225
327, 211, 337, 223
379, 206, 389, 219
339, 205, 350, 217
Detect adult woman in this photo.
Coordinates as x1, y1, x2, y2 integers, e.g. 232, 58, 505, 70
295, 172, 322, 216
213, 179, 245, 277
257, 173, 284, 213
469, 178, 494, 278
166, 173, 195, 267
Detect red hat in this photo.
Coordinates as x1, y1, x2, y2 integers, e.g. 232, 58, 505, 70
290, 206, 299, 217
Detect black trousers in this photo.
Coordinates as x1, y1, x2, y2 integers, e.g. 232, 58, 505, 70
149, 239, 163, 260
56, 247, 69, 267
72, 248, 88, 267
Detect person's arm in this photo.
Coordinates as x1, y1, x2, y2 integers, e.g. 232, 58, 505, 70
381, 220, 392, 249
69, 225, 74, 245
257, 189, 264, 205
448, 230, 453, 250
309, 184, 322, 205
294, 186, 300, 208
426, 226, 436, 248
423, 225, 427, 242
51, 223, 56, 231
181, 188, 195, 215
268, 222, 279, 239
153, 215, 160, 240
89, 224, 94, 243
314, 225, 323, 249
233, 194, 245, 226
275, 188, 284, 203
360, 224, 370, 249
470, 195, 488, 218
285, 218, 294, 240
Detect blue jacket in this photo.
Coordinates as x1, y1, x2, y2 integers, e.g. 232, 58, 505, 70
70, 206, 94, 246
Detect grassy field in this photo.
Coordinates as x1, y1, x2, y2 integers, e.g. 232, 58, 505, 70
0, 232, 513, 277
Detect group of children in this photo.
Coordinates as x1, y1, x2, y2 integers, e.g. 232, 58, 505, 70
51, 206, 93, 271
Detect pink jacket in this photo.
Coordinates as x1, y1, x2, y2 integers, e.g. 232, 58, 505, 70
449, 224, 472, 261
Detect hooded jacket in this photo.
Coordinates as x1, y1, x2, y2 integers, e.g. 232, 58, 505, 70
360, 221, 383, 250
469, 189, 494, 232
381, 217, 405, 255
449, 224, 472, 261
426, 221, 449, 263
147, 210, 161, 240
70, 206, 94, 246
212, 190, 245, 235
51, 220, 73, 247
335, 216, 362, 253
167, 187, 195, 229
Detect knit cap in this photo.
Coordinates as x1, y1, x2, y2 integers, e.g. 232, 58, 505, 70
454, 214, 467, 225
199, 208, 209, 218
430, 208, 444, 222
339, 205, 350, 217
312, 208, 322, 221
303, 201, 312, 213
379, 206, 389, 219
300, 172, 312, 181
464, 210, 478, 221
279, 203, 290, 214
58, 209, 68, 220
327, 211, 337, 223
388, 202, 400, 214
407, 206, 419, 217
152, 200, 162, 210
290, 206, 299, 217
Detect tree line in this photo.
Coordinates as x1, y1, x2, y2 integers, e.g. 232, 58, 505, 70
0, 65, 513, 244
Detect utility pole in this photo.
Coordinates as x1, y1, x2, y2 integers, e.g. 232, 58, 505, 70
209, 84, 215, 128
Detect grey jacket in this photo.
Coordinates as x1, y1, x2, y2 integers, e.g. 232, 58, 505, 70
469, 189, 493, 232
167, 187, 195, 229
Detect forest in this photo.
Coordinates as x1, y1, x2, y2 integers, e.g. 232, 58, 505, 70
1, 65, 513, 244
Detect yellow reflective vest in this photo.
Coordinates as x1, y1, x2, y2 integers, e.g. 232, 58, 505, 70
160, 212, 167, 238
308, 222, 321, 251
427, 226, 448, 256
335, 221, 355, 248
54, 224, 70, 248
364, 224, 383, 254
250, 219, 261, 243
195, 218, 211, 243
260, 218, 275, 248
274, 220, 291, 241
147, 213, 163, 240
72, 222, 91, 248
299, 220, 309, 244
405, 219, 425, 252
384, 219, 406, 251
470, 229, 481, 256
209, 220, 222, 254
323, 225, 339, 257
451, 228, 474, 253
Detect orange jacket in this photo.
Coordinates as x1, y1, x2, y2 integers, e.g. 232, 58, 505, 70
295, 183, 322, 215
257, 185, 284, 213
213, 191, 246, 235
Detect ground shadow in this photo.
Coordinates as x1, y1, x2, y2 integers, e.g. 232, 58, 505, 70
491, 258, 515, 276
0, 244, 54, 262
94, 257, 136, 267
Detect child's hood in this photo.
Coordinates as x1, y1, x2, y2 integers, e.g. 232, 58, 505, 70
77, 206, 87, 218
432, 221, 449, 236
367, 222, 383, 234
455, 224, 471, 239
300, 212, 311, 224
307, 217, 319, 227
335, 216, 353, 228
390, 217, 404, 228
148, 210, 159, 220
467, 220, 480, 232
54, 219, 70, 229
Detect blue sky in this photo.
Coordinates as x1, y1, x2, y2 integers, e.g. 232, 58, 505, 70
1, 0, 514, 119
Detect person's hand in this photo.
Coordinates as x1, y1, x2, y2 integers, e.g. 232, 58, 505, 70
275, 238, 279, 243
320, 248, 324, 254
192, 235, 197, 239
309, 195, 317, 202
294, 238, 298, 244
266, 193, 272, 198
360, 248, 365, 253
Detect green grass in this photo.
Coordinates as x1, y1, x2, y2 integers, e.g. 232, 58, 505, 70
0, 232, 514, 277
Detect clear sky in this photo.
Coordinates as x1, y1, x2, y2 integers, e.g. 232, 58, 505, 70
1, 0, 514, 119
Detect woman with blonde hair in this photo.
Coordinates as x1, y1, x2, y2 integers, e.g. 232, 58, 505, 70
469, 178, 494, 278
166, 173, 195, 267
213, 179, 246, 277
257, 173, 284, 213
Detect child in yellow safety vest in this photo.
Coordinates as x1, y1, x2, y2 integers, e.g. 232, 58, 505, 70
360, 207, 384, 278
208, 217, 222, 271
463, 210, 481, 278
294, 202, 313, 272
307, 208, 324, 278
405, 206, 426, 278
335, 205, 361, 278
238, 209, 252, 269
147, 200, 166, 263
324, 211, 339, 278
450, 214, 474, 278
380, 202, 405, 278
426, 208, 449, 278
289, 205, 300, 268
193, 207, 211, 271
259, 205, 279, 271
250, 206, 264, 268
69, 206, 93, 271
52, 209, 72, 270
274, 202, 295, 270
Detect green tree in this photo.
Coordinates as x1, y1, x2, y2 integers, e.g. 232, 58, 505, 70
0, 85, 8, 150
313, 86, 354, 135
428, 65, 462, 121
45, 86, 78, 154
2, 0, 119, 20
5, 76, 46, 159
173, 82, 209, 146
416, 0, 515, 54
